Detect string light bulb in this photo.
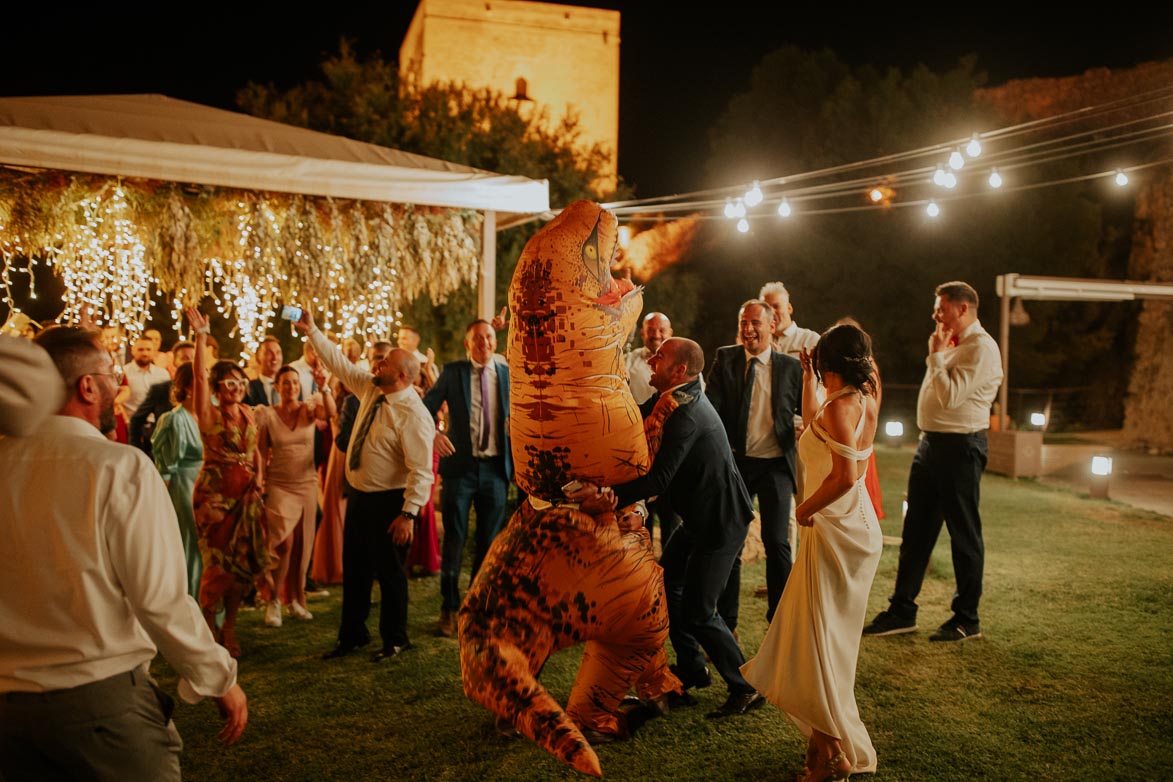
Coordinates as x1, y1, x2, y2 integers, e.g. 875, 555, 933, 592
723, 199, 736, 219
932, 167, 947, 186
736, 217, 750, 233
926, 201, 940, 218
966, 134, 982, 158
733, 199, 747, 218
948, 149, 966, 170
988, 168, 1003, 188
744, 180, 763, 207
1114, 169, 1129, 186
777, 199, 792, 218
869, 188, 884, 203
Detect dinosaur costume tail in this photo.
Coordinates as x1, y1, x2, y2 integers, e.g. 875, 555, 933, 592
460, 628, 602, 777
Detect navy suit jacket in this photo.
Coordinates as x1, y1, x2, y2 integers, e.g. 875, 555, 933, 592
705, 346, 803, 482
245, 376, 304, 406
614, 379, 754, 550
423, 358, 513, 482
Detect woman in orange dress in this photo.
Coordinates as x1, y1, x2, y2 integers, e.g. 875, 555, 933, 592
186, 307, 269, 657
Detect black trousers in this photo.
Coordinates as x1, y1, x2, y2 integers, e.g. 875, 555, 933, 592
339, 488, 410, 649
890, 432, 989, 625
725, 455, 795, 624
662, 524, 754, 696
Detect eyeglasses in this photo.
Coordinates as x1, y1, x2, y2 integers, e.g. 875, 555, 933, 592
218, 379, 247, 391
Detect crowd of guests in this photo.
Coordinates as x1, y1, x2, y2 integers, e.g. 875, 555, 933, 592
0, 276, 1002, 781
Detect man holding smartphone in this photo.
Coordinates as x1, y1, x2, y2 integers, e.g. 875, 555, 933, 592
291, 307, 435, 662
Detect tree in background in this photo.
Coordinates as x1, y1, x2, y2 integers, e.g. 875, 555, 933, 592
648, 46, 1132, 429
237, 39, 629, 361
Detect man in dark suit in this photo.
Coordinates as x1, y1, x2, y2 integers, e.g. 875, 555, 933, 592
244, 337, 285, 406
706, 299, 803, 626
423, 319, 513, 638
611, 337, 763, 718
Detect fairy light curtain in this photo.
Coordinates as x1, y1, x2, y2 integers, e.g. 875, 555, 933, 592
0, 167, 481, 359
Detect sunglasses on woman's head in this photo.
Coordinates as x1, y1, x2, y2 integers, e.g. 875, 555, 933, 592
218, 378, 247, 391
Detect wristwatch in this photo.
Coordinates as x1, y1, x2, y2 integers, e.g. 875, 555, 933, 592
399, 510, 418, 521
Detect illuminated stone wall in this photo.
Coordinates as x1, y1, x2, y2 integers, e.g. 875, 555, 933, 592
400, 0, 620, 190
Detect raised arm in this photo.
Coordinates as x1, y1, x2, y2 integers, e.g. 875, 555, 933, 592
292, 307, 373, 396
185, 307, 214, 429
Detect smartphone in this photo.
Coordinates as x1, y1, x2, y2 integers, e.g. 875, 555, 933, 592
279, 305, 303, 322
561, 480, 584, 494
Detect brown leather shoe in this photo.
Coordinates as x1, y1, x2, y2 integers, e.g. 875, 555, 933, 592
436, 610, 457, 637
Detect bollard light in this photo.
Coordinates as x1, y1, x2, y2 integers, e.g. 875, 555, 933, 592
885, 421, 904, 437
1090, 455, 1112, 499
1030, 412, 1046, 427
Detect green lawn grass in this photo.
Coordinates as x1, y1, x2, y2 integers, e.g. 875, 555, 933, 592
155, 444, 1173, 780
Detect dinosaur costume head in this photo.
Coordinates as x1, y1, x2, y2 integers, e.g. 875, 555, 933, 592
507, 200, 649, 500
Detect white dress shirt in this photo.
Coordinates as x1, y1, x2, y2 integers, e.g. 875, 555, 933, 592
624, 347, 656, 405
916, 319, 1004, 434
308, 328, 435, 511
121, 360, 170, 418
772, 321, 821, 357
0, 416, 236, 702
745, 346, 784, 459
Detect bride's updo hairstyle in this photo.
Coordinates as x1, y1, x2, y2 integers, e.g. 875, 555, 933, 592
812, 324, 877, 396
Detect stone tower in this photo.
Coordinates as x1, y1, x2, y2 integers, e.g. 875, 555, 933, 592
399, 0, 620, 191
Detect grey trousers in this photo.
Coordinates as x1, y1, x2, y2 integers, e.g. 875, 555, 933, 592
0, 665, 183, 782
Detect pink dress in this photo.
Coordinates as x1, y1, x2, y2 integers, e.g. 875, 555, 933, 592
259, 403, 319, 604
406, 449, 442, 575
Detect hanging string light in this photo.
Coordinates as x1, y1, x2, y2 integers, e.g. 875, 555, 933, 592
988, 168, 1004, 188
966, 133, 983, 158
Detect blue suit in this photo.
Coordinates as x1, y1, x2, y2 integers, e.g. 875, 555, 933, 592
423, 357, 512, 613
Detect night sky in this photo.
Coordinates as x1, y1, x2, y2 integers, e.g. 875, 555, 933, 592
3, 2, 1171, 197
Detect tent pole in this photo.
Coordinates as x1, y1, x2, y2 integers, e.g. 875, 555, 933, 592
479, 211, 497, 321
997, 274, 1013, 431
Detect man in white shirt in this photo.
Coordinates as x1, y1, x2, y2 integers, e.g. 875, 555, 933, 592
864, 281, 1003, 642
624, 312, 673, 405
0, 326, 246, 781
759, 281, 820, 358
288, 339, 323, 400
294, 310, 435, 662
423, 320, 513, 638
121, 334, 170, 420
0, 334, 62, 437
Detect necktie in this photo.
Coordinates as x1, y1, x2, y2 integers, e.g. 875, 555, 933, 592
735, 357, 759, 454
478, 365, 491, 451
348, 394, 386, 471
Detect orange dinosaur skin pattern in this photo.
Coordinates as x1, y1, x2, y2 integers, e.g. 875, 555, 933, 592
458, 201, 680, 776
459, 503, 679, 777
507, 199, 649, 501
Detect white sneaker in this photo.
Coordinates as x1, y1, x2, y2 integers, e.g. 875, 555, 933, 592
264, 600, 283, 627
288, 602, 313, 621
305, 588, 331, 599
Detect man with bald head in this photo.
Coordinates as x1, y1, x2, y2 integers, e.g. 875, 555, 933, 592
294, 309, 435, 662
610, 337, 762, 718
625, 312, 673, 405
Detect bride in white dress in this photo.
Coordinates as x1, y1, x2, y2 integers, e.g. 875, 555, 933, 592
741, 323, 883, 782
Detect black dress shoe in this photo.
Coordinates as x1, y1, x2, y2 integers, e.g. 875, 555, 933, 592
705, 690, 765, 718
370, 642, 413, 662
669, 663, 712, 690
321, 640, 369, 660
580, 727, 627, 745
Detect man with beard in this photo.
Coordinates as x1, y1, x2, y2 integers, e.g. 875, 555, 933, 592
0, 326, 247, 780
120, 334, 169, 422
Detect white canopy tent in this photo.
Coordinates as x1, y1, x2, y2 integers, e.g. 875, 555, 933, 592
0, 93, 551, 317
